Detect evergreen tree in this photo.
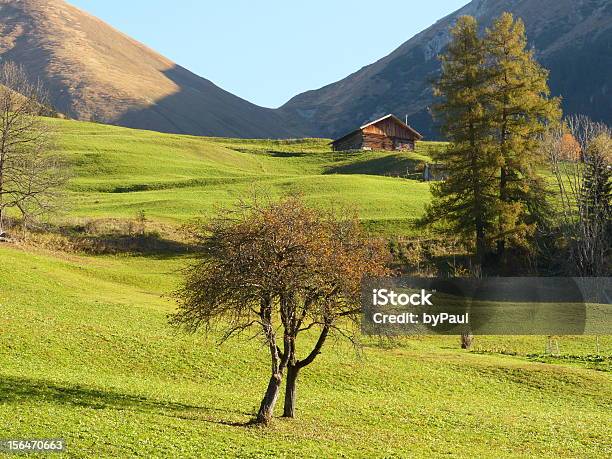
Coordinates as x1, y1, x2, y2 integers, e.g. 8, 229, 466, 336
484, 13, 562, 256
580, 134, 612, 273
426, 16, 498, 264
583, 136, 611, 216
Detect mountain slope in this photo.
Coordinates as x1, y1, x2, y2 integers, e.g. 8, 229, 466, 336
280, 0, 612, 139
0, 0, 303, 138
0, 0, 608, 140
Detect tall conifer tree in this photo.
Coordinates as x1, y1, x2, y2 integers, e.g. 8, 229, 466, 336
484, 13, 561, 255
426, 16, 497, 264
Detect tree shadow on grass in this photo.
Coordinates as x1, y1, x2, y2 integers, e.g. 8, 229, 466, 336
263, 150, 310, 158
324, 155, 423, 177
0, 375, 255, 427
5, 217, 201, 260
76, 233, 198, 259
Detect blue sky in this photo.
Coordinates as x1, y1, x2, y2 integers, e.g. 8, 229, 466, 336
68, 1, 469, 108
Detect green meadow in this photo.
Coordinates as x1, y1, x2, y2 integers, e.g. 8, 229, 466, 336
0, 118, 610, 457
0, 245, 609, 457
53, 118, 435, 234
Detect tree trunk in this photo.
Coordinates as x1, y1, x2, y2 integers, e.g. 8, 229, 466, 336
461, 332, 474, 349
497, 165, 508, 257
469, 120, 486, 267
256, 373, 282, 424
475, 223, 486, 266
282, 364, 300, 418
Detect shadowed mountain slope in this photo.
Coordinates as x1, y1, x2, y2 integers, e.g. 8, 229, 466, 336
280, 0, 612, 139
0, 0, 609, 139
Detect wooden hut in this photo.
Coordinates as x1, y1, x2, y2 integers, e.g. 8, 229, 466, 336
331, 114, 423, 151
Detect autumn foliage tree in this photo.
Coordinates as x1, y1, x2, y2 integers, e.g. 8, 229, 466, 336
426, 15, 497, 264
426, 13, 560, 266
485, 13, 561, 256
171, 196, 390, 424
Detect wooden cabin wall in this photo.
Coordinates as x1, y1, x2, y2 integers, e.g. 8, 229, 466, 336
362, 118, 416, 139
362, 133, 394, 150
333, 117, 420, 151
332, 131, 363, 151
362, 134, 415, 151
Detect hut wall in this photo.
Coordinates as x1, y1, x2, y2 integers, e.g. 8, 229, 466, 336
362, 134, 415, 151
332, 116, 420, 152
362, 133, 394, 150
332, 131, 363, 151
362, 118, 415, 139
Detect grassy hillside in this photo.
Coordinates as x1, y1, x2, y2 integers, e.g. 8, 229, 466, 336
1, 118, 609, 457
0, 244, 610, 457
50, 118, 437, 235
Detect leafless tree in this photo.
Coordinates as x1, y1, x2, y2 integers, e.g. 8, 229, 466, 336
0, 61, 67, 236
541, 115, 611, 275
171, 196, 390, 424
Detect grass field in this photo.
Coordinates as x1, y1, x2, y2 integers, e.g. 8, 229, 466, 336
0, 245, 610, 457
50, 118, 436, 235
0, 118, 610, 457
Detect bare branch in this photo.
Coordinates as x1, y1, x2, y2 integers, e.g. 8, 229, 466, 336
0, 61, 67, 234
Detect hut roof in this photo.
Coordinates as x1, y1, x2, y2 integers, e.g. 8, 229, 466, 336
331, 114, 423, 145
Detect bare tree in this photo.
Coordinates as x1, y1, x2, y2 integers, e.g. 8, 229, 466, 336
171, 196, 390, 424
0, 61, 67, 236
542, 115, 611, 275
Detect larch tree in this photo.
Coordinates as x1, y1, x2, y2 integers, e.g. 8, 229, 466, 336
170, 196, 390, 424
425, 15, 498, 264
484, 13, 561, 256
